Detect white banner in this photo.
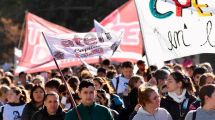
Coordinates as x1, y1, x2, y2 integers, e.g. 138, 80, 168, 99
135, 0, 215, 65
43, 32, 121, 60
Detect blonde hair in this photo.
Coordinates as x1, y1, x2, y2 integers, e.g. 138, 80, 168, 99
128, 75, 143, 89
93, 77, 114, 94
32, 75, 45, 86
0, 85, 10, 97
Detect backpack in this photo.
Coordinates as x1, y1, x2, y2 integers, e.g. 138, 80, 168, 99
192, 111, 197, 120
115, 77, 120, 93
0, 106, 4, 120
111, 77, 120, 93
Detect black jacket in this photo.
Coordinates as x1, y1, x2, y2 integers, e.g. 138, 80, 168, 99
21, 102, 43, 120
31, 106, 65, 120
160, 92, 196, 120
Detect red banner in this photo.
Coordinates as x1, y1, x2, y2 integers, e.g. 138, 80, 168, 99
93, 0, 143, 62
15, 12, 79, 74
16, 0, 143, 74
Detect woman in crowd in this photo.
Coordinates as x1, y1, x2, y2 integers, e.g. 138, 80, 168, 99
132, 85, 172, 120
199, 73, 215, 86
0, 85, 10, 106
96, 89, 118, 120
21, 85, 45, 120
160, 71, 196, 120
0, 87, 27, 120
125, 76, 144, 109
118, 74, 144, 120
67, 76, 80, 93
32, 75, 45, 87
31, 92, 65, 120
185, 84, 215, 120
58, 84, 72, 111
93, 77, 124, 113
189, 73, 215, 110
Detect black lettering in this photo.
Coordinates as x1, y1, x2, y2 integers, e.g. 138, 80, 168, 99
167, 30, 190, 51
201, 20, 215, 47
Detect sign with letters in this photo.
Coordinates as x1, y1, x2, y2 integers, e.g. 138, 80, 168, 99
43, 32, 121, 59
135, 0, 215, 65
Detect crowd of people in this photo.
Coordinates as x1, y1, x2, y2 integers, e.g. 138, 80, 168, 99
0, 59, 214, 120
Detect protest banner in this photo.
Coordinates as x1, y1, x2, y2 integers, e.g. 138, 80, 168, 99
135, 0, 215, 65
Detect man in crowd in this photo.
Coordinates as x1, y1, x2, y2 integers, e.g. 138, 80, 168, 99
111, 61, 134, 97
65, 79, 113, 120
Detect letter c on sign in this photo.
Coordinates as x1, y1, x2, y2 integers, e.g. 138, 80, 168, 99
149, 0, 173, 19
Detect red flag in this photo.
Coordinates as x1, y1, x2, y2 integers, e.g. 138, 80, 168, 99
93, 0, 143, 62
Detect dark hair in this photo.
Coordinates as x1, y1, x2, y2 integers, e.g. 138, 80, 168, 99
102, 59, 110, 66
30, 85, 45, 103
19, 72, 26, 77
106, 70, 117, 79
97, 89, 110, 107
199, 84, 215, 106
0, 77, 11, 86
121, 61, 134, 69
11, 87, 27, 103
170, 71, 195, 94
188, 65, 198, 71
154, 69, 170, 81
62, 68, 72, 74
25, 83, 34, 91
145, 65, 158, 80
79, 79, 95, 92
51, 71, 61, 79
67, 76, 80, 92
199, 74, 207, 87
108, 65, 116, 70
45, 79, 61, 89
173, 64, 183, 72
44, 91, 59, 101
193, 67, 208, 77
137, 60, 145, 65
148, 65, 158, 72
58, 84, 67, 94
97, 67, 106, 74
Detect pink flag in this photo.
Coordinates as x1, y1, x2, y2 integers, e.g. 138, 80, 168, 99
93, 0, 143, 62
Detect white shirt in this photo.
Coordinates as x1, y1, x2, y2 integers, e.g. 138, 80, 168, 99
112, 76, 129, 94
1, 103, 25, 120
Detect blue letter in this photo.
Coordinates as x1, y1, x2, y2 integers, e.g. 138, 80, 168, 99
149, 0, 173, 19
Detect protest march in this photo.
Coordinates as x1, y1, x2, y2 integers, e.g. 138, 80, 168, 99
0, 0, 215, 120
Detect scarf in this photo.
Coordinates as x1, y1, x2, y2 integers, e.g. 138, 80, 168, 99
168, 89, 186, 103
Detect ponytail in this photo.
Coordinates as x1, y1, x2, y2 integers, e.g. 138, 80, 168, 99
171, 72, 195, 94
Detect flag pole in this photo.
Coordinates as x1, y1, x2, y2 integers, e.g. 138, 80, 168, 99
42, 32, 82, 120
134, 1, 153, 76
18, 10, 28, 49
